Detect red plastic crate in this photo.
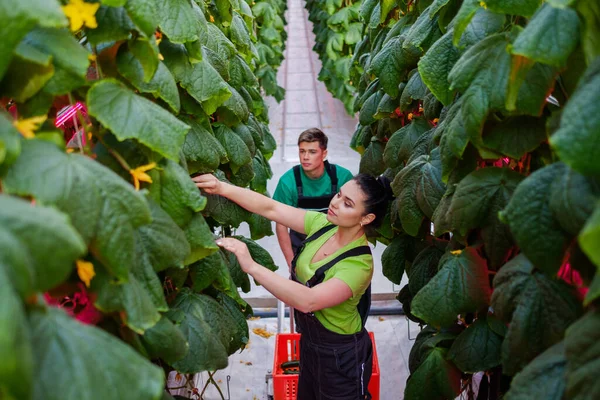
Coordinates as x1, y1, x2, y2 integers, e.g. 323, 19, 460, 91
272, 333, 380, 400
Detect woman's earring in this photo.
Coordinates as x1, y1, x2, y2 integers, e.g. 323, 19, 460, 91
360, 222, 363, 227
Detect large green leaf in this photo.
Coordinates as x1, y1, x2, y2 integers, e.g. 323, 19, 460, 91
0, 112, 21, 172
448, 33, 510, 140
408, 245, 445, 296
139, 199, 190, 272
0, 0, 66, 80
448, 167, 523, 268
156, 0, 205, 43
203, 172, 250, 228
491, 254, 582, 376
550, 58, 600, 176
500, 163, 571, 275
30, 306, 164, 400
482, 116, 547, 159
5, 140, 152, 282
408, 326, 457, 374
94, 264, 163, 334
203, 23, 237, 61
403, 5, 441, 52
230, 12, 251, 52
404, 347, 461, 400
381, 234, 410, 285
412, 248, 491, 328
578, 0, 600, 64
87, 80, 190, 160
359, 140, 386, 177
447, 318, 502, 373
140, 315, 189, 364
183, 212, 219, 266
248, 213, 274, 240
125, 0, 159, 38
235, 236, 278, 272
22, 27, 89, 78
0, 45, 54, 103
169, 289, 238, 372
161, 41, 232, 115
117, 48, 180, 113
214, 124, 252, 174
383, 118, 432, 168
512, 3, 580, 67
86, 6, 136, 45
0, 262, 32, 400
216, 293, 249, 351
505, 342, 566, 400
418, 30, 458, 106
218, 85, 250, 125
148, 159, 206, 227
565, 311, 600, 400
392, 148, 445, 235
549, 166, 600, 237
400, 71, 428, 111
93, 201, 185, 333
180, 114, 227, 173
369, 36, 420, 98
485, 0, 542, 17
190, 251, 233, 292
579, 202, 600, 269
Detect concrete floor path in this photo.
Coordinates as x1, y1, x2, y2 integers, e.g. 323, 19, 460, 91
167, 1, 415, 398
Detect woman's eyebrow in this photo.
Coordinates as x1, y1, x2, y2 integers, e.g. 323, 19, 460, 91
340, 191, 355, 205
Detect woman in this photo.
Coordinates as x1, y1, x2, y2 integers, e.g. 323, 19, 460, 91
193, 173, 393, 400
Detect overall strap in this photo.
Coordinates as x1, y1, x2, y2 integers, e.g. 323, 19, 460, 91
293, 165, 303, 197
323, 161, 338, 193
306, 246, 372, 287
291, 225, 337, 273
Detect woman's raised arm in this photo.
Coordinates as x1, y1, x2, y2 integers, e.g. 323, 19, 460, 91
192, 174, 308, 234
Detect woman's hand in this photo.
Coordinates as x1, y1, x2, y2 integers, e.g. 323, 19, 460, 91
192, 174, 223, 194
216, 238, 256, 274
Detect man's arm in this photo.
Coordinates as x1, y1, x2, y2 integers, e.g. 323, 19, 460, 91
276, 223, 295, 270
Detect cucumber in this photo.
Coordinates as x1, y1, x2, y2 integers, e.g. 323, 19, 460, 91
280, 360, 300, 369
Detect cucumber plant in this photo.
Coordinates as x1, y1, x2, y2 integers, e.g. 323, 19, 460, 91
306, 0, 600, 398
0, 0, 287, 399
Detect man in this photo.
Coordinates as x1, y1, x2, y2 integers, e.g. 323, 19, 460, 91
273, 128, 354, 268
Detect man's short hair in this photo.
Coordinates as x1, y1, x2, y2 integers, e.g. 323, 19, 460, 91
298, 128, 328, 150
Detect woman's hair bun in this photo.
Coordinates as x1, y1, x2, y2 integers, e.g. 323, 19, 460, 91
376, 175, 394, 201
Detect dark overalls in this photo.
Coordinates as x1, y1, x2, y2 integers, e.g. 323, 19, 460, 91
290, 225, 373, 400
289, 161, 339, 253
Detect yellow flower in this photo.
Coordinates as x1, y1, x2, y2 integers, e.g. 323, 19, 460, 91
76, 260, 95, 287
158, 53, 164, 61
13, 115, 47, 139
451, 249, 463, 255
407, 113, 413, 121
130, 162, 157, 190
62, 0, 100, 32
479, 1, 487, 9
88, 53, 97, 62
433, 118, 439, 124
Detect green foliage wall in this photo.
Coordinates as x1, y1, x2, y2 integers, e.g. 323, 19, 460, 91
0, 0, 287, 399
306, 0, 600, 398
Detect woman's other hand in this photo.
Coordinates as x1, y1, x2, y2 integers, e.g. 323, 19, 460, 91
216, 238, 256, 274
192, 174, 222, 194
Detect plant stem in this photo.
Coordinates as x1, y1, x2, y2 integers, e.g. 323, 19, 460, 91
97, 135, 132, 171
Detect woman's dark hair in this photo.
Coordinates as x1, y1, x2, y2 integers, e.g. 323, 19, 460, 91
352, 174, 394, 229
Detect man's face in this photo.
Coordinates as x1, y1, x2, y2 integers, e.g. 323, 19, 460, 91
299, 141, 327, 174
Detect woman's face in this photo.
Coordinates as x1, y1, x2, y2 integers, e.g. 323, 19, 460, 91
326, 180, 373, 228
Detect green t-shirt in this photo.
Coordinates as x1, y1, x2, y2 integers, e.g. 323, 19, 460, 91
273, 164, 354, 210
295, 211, 373, 335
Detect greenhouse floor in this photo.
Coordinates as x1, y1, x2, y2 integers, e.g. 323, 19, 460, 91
168, 0, 415, 398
